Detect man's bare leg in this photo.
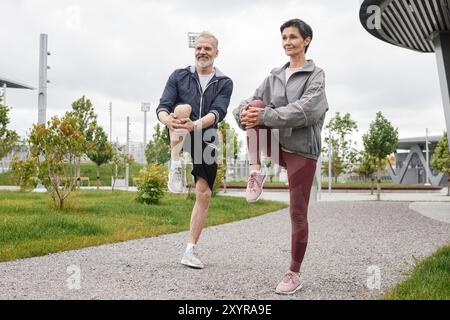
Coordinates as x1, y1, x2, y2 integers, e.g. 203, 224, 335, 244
170, 104, 192, 162
189, 177, 212, 244
167, 104, 191, 193
181, 177, 212, 269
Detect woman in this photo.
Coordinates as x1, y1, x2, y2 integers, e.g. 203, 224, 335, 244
233, 19, 328, 295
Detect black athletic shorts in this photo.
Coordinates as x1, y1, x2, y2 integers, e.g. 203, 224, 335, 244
183, 131, 218, 191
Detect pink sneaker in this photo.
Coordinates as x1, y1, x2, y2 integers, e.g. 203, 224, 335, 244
245, 170, 266, 203
275, 271, 303, 295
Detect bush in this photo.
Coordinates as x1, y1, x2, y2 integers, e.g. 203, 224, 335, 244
10, 156, 38, 192
135, 164, 168, 205
212, 164, 226, 197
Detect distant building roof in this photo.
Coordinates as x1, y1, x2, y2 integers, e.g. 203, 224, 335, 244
397, 135, 442, 149
0, 76, 34, 90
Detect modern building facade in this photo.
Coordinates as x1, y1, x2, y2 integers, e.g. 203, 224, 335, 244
388, 135, 448, 185
360, 0, 450, 150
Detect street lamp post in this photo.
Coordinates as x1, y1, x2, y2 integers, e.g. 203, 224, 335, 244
425, 128, 431, 186
109, 102, 112, 143
38, 33, 50, 125
141, 102, 151, 145
328, 131, 332, 194
188, 32, 200, 48
125, 116, 130, 190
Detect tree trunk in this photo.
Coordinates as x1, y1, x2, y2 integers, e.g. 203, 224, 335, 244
96, 165, 100, 190
371, 176, 375, 195
76, 158, 80, 188
223, 176, 227, 194
376, 158, 381, 201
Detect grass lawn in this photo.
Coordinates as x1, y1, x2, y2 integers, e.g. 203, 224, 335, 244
384, 245, 450, 300
0, 190, 287, 262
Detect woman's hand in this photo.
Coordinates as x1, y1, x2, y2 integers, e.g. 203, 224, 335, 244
244, 106, 262, 129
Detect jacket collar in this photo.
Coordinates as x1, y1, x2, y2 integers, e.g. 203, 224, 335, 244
188, 65, 227, 78
271, 59, 315, 81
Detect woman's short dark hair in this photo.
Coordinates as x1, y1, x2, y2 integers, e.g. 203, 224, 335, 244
280, 19, 313, 53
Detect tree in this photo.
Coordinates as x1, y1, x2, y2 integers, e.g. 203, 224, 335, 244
28, 114, 86, 208
362, 112, 398, 201
0, 95, 19, 161
145, 123, 170, 165
86, 126, 114, 189
431, 132, 450, 196
110, 145, 134, 191
356, 151, 379, 195
67, 96, 98, 186
323, 112, 359, 183
218, 121, 241, 193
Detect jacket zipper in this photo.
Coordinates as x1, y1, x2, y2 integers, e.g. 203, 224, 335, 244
194, 78, 219, 120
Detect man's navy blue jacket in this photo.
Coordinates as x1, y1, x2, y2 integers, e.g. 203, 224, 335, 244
156, 66, 233, 129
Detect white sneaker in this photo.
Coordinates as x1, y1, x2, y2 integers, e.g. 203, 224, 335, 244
168, 167, 184, 193
181, 247, 204, 269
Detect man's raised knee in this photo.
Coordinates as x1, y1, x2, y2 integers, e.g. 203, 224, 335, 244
174, 104, 192, 118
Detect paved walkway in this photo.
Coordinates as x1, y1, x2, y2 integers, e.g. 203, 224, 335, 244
1, 200, 449, 300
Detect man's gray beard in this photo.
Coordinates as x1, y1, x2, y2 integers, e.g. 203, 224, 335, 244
196, 58, 213, 68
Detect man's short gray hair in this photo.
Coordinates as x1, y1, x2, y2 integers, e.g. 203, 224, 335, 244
196, 31, 219, 49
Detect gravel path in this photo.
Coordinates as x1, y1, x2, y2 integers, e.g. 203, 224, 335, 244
0, 201, 449, 300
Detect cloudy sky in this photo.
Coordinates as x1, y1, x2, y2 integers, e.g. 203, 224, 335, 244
0, 0, 445, 151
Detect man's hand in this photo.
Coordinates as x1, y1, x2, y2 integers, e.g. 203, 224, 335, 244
173, 118, 195, 132
159, 112, 182, 131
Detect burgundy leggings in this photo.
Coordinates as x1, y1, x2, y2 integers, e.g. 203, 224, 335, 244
246, 106, 317, 272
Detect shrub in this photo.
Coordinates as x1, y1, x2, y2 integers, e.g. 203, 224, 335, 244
135, 164, 168, 205
212, 164, 226, 197
10, 156, 39, 192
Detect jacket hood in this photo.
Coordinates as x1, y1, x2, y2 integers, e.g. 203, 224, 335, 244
188, 65, 228, 78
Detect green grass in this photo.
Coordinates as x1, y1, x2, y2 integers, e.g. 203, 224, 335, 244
0, 162, 145, 187
0, 190, 287, 262
384, 245, 450, 300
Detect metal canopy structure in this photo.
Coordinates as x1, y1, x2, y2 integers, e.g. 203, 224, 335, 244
360, 0, 450, 150
397, 135, 442, 149
360, 0, 450, 52
0, 76, 34, 90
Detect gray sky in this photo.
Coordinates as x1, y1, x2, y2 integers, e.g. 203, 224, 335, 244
0, 0, 445, 150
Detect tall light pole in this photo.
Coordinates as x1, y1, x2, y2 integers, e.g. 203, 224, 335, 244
188, 32, 200, 48
38, 34, 50, 125
328, 131, 332, 194
125, 116, 130, 190
425, 128, 431, 186
109, 102, 112, 143
141, 102, 151, 145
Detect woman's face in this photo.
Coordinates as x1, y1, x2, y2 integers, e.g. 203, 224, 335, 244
282, 26, 310, 58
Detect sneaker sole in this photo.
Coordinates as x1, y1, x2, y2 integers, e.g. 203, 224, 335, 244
275, 281, 304, 295
246, 173, 267, 203
180, 259, 204, 269
167, 183, 184, 194
168, 176, 184, 194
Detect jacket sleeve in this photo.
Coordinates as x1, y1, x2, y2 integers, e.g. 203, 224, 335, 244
156, 71, 178, 117
232, 77, 268, 131
207, 79, 233, 125
259, 70, 328, 129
